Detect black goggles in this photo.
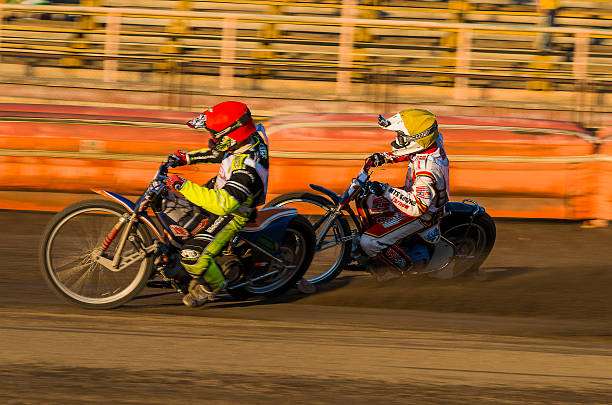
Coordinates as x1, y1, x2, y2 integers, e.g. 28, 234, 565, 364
394, 122, 438, 147
394, 131, 410, 147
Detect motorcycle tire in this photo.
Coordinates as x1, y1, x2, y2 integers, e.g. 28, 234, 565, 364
440, 210, 496, 277
39, 199, 154, 309
264, 192, 352, 285
229, 214, 316, 299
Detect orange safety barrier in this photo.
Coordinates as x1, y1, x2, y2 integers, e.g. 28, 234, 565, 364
265, 113, 596, 219
0, 105, 600, 219
592, 127, 612, 222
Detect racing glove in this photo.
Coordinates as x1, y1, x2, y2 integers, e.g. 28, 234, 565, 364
168, 150, 188, 167
368, 181, 388, 197
166, 174, 186, 191
366, 153, 386, 168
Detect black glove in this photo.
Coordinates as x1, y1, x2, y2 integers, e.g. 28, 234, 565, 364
168, 150, 188, 167
368, 181, 388, 197
366, 153, 386, 168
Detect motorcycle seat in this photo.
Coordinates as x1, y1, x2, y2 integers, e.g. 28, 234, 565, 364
242, 207, 297, 232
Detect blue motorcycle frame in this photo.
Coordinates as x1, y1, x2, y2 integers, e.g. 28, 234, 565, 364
39, 160, 315, 309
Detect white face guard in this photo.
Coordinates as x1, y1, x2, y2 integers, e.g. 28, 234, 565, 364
378, 113, 439, 156
378, 113, 420, 156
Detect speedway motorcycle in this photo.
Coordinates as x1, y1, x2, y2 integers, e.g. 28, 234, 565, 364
265, 162, 496, 285
39, 160, 315, 309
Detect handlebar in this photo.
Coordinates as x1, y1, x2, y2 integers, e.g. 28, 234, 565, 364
157, 159, 173, 176
133, 157, 183, 213
338, 162, 376, 205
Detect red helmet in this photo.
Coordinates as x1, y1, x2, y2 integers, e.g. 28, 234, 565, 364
187, 101, 256, 151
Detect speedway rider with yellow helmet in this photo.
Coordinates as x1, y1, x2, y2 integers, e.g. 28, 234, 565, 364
360, 108, 450, 280
165, 101, 269, 307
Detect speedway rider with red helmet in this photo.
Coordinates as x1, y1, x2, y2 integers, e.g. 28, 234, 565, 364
361, 108, 450, 280
166, 101, 269, 307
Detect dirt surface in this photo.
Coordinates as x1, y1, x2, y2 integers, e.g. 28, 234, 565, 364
304, 220, 612, 324
1, 211, 612, 404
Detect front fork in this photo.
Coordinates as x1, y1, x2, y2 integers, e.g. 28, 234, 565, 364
94, 213, 157, 272
110, 213, 134, 268
315, 207, 357, 252
315, 209, 339, 249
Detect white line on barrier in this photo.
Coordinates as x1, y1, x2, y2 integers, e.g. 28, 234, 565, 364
0, 148, 608, 163
266, 121, 597, 142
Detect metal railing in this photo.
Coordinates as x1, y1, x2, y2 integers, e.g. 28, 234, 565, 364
0, 3, 610, 108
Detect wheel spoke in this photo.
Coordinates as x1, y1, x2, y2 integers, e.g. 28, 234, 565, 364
42, 203, 152, 307
265, 196, 351, 285
316, 240, 344, 252
63, 263, 94, 295
443, 221, 488, 276
245, 229, 306, 294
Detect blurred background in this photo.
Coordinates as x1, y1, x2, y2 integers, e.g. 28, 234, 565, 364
0, 0, 611, 221
0, 0, 608, 126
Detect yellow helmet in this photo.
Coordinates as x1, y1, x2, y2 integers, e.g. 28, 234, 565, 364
377, 108, 439, 156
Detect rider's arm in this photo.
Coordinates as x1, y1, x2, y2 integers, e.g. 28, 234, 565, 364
177, 167, 262, 216
367, 152, 409, 167
383, 151, 410, 164
178, 181, 239, 216
186, 148, 224, 165
383, 173, 437, 217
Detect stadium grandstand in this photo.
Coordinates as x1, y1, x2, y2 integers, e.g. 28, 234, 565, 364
0, 0, 609, 126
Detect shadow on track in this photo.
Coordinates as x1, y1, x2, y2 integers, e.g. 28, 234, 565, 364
127, 276, 354, 310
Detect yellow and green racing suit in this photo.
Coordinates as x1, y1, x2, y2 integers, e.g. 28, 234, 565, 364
175, 131, 269, 291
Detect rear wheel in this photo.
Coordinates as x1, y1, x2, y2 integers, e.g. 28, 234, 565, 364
39, 199, 154, 309
230, 214, 315, 298
265, 193, 352, 285
441, 211, 496, 276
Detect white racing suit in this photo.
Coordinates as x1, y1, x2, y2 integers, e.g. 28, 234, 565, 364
359, 138, 450, 273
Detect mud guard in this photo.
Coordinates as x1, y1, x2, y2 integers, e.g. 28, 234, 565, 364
309, 184, 340, 205
444, 200, 485, 217
239, 207, 298, 253
92, 188, 163, 240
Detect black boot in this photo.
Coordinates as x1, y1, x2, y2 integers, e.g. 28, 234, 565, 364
182, 278, 219, 308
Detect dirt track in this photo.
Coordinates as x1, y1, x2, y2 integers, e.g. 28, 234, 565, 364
1, 211, 612, 404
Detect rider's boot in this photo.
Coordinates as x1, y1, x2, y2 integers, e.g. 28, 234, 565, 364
366, 257, 403, 282
346, 242, 372, 272
182, 279, 220, 308
367, 245, 412, 282
182, 259, 226, 308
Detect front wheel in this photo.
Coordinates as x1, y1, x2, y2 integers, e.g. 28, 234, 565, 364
440, 211, 496, 277
230, 214, 316, 298
265, 193, 352, 285
39, 199, 154, 309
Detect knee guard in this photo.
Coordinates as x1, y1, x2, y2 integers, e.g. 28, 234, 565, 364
180, 249, 226, 292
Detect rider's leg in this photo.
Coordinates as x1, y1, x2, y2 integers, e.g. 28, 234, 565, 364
360, 214, 426, 279
180, 213, 248, 307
